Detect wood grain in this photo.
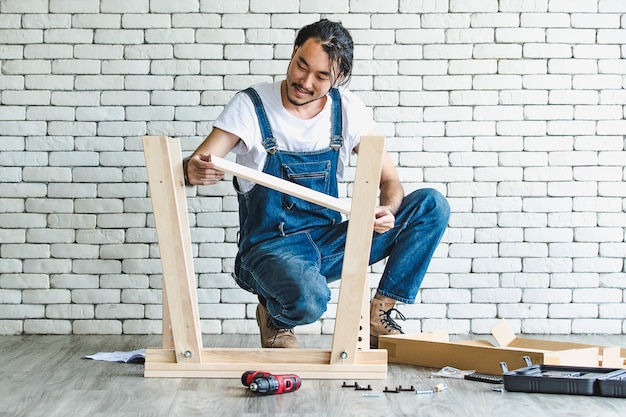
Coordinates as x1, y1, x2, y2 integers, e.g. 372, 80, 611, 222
330, 136, 385, 362
142, 136, 202, 360
209, 154, 352, 215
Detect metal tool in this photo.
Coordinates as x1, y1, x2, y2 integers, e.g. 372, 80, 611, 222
247, 373, 301, 395
416, 383, 448, 394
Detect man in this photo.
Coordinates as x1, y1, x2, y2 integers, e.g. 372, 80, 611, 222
184, 19, 450, 349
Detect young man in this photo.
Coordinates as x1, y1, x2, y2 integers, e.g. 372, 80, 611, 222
184, 19, 450, 349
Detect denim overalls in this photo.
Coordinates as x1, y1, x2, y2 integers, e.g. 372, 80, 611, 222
233, 87, 450, 330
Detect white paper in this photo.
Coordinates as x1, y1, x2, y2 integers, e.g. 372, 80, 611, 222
84, 348, 145, 363
430, 366, 475, 379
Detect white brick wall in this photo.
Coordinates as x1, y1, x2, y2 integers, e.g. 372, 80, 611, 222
0, 1, 624, 336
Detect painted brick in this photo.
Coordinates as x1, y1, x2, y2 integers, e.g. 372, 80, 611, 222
0, 289, 21, 304
73, 320, 122, 334
551, 272, 600, 289
523, 257, 573, 273
95, 304, 144, 319
498, 304, 549, 318
99, 274, 148, 290
2, 244, 50, 259
572, 319, 622, 334
122, 320, 162, 334
46, 305, 94, 320
448, 243, 498, 258
523, 289, 572, 303
522, 319, 572, 334
73, 260, 122, 275
421, 289, 471, 304
524, 228, 573, 243
74, 229, 124, 245
574, 257, 624, 273
499, 89, 548, 105
0, 259, 22, 274
50, 274, 99, 289
22, 289, 71, 304
423, 44, 473, 59
448, 303, 496, 319
501, 273, 550, 288
422, 319, 470, 334
599, 304, 626, 319
0, 304, 45, 319
473, 258, 522, 273
72, 289, 121, 304
600, 242, 626, 258
0, 274, 49, 289
25, 198, 73, 213
500, 243, 548, 258
399, 0, 447, 13
24, 320, 72, 334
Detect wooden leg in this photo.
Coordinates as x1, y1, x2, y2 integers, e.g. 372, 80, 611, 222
143, 136, 203, 363
330, 136, 385, 363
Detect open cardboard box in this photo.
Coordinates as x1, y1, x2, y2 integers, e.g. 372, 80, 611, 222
379, 320, 626, 375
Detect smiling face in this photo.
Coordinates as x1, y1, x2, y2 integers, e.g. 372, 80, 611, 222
283, 38, 342, 111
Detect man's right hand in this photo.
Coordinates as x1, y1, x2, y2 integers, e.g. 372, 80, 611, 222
184, 154, 225, 186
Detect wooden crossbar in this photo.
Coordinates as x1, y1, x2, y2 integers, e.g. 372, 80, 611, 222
209, 155, 352, 215
142, 135, 387, 379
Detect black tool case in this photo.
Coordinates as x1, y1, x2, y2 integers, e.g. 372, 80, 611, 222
503, 364, 626, 397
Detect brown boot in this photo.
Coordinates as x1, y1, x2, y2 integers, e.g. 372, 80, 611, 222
256, 304, 299, 348
370, 298, 405, 349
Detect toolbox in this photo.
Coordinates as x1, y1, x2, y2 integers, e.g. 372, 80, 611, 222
502, 362, 626, 397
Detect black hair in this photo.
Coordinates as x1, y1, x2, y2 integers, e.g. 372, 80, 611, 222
294, 19, 354, 87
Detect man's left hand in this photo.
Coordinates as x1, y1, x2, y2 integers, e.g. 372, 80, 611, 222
373, 206, 395, 234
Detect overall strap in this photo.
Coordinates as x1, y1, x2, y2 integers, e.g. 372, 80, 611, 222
328, 88, 343, 151
241, 87, 277, 154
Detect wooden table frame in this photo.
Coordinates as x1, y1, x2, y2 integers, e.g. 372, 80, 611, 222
141, 135, 387, 379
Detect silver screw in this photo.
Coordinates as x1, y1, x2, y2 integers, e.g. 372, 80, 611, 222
183, 351, 192, 358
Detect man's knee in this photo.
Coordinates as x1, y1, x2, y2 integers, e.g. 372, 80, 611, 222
409, 187, 450, 224
425, 187, 450, 221
255, 261, 330, 327
287, 285, 330, 325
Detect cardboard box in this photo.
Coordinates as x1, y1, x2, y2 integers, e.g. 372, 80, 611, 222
379, 320, 626, 376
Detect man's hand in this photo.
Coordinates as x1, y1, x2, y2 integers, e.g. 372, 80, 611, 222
373, 206, 395, 234
184, 154, 225, 186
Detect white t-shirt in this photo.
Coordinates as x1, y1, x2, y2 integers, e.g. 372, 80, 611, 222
213, 81, 375, 192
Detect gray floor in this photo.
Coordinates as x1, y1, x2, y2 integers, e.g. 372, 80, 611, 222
1, 333, 625, 417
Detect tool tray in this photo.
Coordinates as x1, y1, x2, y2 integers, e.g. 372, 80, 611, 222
503, 364, 626, 397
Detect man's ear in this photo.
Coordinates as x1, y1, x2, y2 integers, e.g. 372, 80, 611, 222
332, 72, 345, 87
291, 45, 299, 59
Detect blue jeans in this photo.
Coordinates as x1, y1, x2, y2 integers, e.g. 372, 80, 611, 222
235, 187, 450, 329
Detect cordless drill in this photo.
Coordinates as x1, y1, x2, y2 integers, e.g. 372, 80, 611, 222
241, 370, 301, 395
241, 370, 272, 386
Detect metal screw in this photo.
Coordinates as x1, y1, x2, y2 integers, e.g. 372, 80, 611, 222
340, 351, 348, 360
183, 351, 192, 358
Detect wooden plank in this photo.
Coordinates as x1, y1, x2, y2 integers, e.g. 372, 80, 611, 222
161, 287, 173, 349
144, 368, 387, 380
330, 136, 385, 364
144, 347, 387, 379
209, 155, 352, 215
142, 136, 203, 363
